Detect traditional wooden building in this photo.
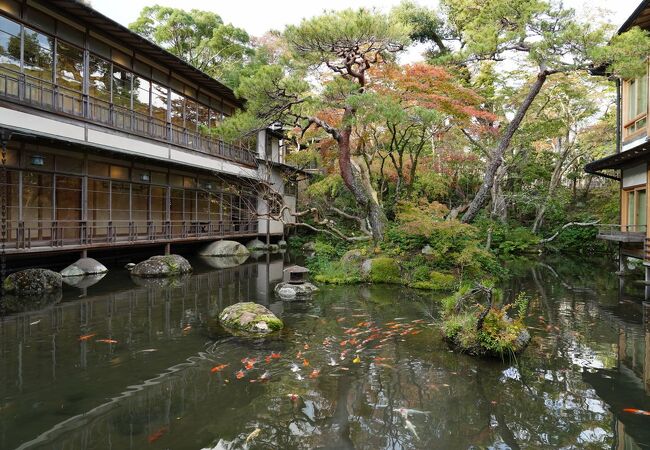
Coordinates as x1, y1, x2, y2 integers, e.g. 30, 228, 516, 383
0, 0, 295, 258
586, 0, 650, 278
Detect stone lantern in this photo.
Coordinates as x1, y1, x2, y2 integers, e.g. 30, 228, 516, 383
283, 265, 310, 284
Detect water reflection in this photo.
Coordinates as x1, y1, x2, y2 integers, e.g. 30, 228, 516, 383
1, 254, 650, 448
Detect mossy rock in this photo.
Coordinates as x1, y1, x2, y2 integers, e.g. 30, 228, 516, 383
130, 254, 192, 278
3, 268, 62, 295
200, 240, 250, 257
218, 302, 283, 335
410, 271, 457, 291
340, 249, 365, 265
360, 257, 402, 284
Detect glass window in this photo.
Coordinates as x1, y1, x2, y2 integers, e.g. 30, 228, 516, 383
110, 164, 129, 180
0, 15, 21, 73
112, 66, 132, 108
56, 41, 84, 92
133, 76, 150, 116
89, 54, 111, 101
88, 160, 109, 178
197, 103, 210, 134
626, 188, 648, 232
170, 90, 184, 128
185, 98, 198, 131
23, 27, 53, 83
151, 82, 168, 123
88, 178, 109, 237
627, 72, 648, 135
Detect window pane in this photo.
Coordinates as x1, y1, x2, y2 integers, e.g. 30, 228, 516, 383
638, 190, 647, 228
185, 98, 198, 131
89, 54, 111, 101
151, 82, 168, 122
639, 73, 648, 118
0, 15, 21, 74
628, 191, 635, 229
170, 90, 184, 128
23, 27, 53, 82
56, 41, 84, 92
133, 76, 150, 115
112, 67, 132, 108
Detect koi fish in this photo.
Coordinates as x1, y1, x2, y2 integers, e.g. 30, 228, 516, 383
411, 330, 422, 335
271, 352, 281, 359
135, 348, 158, 354
295, 374, 304, 381
210, 364, 229, 373
96, 339, 118, 344
309, 369, 320, 378
245, 360, 256, 370
265, 356, 271, 364
405, 419, 419, 440
394, 408, 431, 418
296, 351, 303, 359
290, 363, 300, 372
258, 371, 271, 382
30, 320, 41, 326
623, 408, 650, 416
352, 356, 361, 364
182, 325, 192, 332
303, 358, 310, 367
236, 370, 245, 379
340, 340, 348, 347
245, 428, 261, 444
79, 333, 96, 341
336, 317, 346, 322
303, 343, 310, 350
147, 427, 168, 443
328, 357, 338, 366
288, 393, 299, 402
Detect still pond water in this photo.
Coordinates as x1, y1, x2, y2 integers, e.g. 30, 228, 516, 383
0, 253, 649, 449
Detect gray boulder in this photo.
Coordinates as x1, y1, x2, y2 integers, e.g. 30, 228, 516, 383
341, 249, 364, 265
246, 239, 267, 251
199, 254, 249, 269
302, 241, 316, 252
278, 239, 288, 248
62, 273, 106, 289
60, 258, 108, 277
274, 281, 319, 300
218, 302, 283, 335
130, 254, 192, 278
200, 240, 250, 257
3, 268, 62, 296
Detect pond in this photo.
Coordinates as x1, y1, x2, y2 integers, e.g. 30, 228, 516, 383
0, 253, 649, 449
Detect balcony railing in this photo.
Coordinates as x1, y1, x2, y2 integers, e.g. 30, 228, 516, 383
4, 219, 258, 252
0, 68, 256, 167
596, 224, 646, 243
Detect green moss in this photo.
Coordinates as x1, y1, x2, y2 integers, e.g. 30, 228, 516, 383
368, 257, 401, 284
410, 270, 457, 291
313, 260, 361, 284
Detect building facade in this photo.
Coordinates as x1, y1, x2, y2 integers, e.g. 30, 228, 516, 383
586, 1, 650, 273
0, 0, 294, 257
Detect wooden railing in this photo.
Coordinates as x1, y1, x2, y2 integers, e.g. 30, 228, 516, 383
596, 224, 646, 243
0, 67, 256, 167
4, 219, 258, 252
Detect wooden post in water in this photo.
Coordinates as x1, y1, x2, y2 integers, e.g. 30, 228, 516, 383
164, 243, 171, 255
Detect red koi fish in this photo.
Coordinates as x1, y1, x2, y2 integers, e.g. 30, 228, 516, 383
78, 333, 96, 341
339, 340, 348, 347
210, 364, 229, 373
96, 339, 118, 344
623, 408, 650, 416
236, 370, 245, 379
245, 359, 256, 370
147, 427, 168, 443
265, 356, 271, 364
309, 369, 320, 378
271, 352, 281, 359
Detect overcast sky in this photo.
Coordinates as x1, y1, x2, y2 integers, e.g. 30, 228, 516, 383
88, 0, 642, 55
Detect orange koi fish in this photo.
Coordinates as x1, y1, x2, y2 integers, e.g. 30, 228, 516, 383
303, 344, 310, 350
303, 358, 310, 367
182, 325, 192, 332
339, 340, 348, 347
271, 352, 281, 359
78, 333, 96, 341
210, 364, 229, 373
96, 339, 118, 344
411, 330, 422, 335
236, 370, 245, 379
265, 356, 271, 364
623, 408, 650, 416
245, 359, 256, 370
336, 317, 345, 322
309, 369, 320, 379
296, 351, 303, 359
147, 427, 168, 443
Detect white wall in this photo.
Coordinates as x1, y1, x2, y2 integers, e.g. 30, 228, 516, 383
623, 163, 647, 188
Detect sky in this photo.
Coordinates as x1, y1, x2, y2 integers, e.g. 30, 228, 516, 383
89, 0, 643, 40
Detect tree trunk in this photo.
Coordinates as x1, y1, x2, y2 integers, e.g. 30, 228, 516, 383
490, 163, 508, 223
338, 122, 386, 242
462, 70, 549, 223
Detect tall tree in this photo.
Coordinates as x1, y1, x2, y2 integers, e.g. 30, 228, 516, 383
129, 5, 252, 82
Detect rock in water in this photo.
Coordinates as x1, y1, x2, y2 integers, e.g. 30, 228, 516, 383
130, 255, 192, 278
200, 240, 250, 257
246, 239, 267, 251
218, 302, 283, 335
278, 239, 287, 249
60, 258, 108, 277
274, 281, 319, 300
3, 269, 62, 295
